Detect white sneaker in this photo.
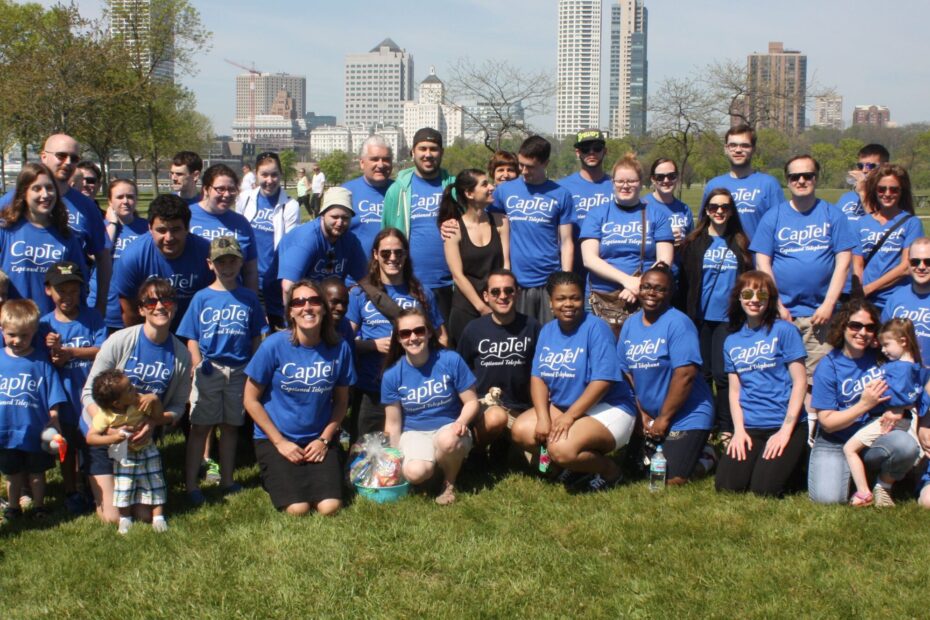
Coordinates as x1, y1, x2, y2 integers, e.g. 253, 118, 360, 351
152, 516, 168, 532
872, 484, 895, 508
118, 517, 132, 535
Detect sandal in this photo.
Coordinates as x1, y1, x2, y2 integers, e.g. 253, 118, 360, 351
850, 491, 873, 507
435, 483, 456, 506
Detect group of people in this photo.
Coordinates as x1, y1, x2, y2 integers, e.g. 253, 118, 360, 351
1, 123, 929, 531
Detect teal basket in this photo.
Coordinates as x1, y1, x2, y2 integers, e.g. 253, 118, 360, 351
355, 481, 410, 504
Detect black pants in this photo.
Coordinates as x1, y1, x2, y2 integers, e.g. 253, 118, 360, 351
308, 193, 322, 218
431, 285, 453, 326
699, 320, 731, 432
715, 425, 807, 496
348, 388, 385, 443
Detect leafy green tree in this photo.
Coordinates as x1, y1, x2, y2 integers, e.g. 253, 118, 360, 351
278, 150, 297, 188
319, 151, 351, 186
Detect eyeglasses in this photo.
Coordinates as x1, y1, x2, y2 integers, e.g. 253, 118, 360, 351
726, 142, 752, 150
876, 185, 900, 196
578, 144, 604, 154
613, 179, 639, 187
140, 296, 176, 311
640, 283, 668, 294
909, 258, 930, 268
846, 321, 877, 334
739, 289, 769, 301
210, 185, 238, 195
489, 286, 515, 298
397, 325, 428, 340
705, 203, 732, 213
50, 151, 80, 164
82, 177, 98, 185
856, 162, 879, 171
289, 295, 324, 309
652, 173, 678, 183
378, 249, 406, 260
786, 172, 816, 183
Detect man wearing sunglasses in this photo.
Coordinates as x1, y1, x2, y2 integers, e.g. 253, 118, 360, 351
882, 237, 930, 365
834, 143, 889, 221
0, 134, 112, 317
278, 186, 366, 302
702, 123, 784, 240
751, 155, 857, 385
457, 269, 541, 455
558, 129, 612, 283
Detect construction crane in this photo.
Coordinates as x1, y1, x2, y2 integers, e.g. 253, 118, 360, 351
224, 58, 263, 142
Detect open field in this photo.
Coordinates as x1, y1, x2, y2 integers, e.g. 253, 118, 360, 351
1, 432, 929, 618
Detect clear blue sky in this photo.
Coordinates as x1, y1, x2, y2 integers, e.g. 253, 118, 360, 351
36, 0, 930, 135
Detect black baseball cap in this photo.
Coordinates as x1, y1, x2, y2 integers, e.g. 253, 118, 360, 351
574, 129, 606, 148
45, 261, 84, 286
412, 127, 443, 149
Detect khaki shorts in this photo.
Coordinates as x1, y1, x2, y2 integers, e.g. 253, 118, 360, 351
848, 417, 912, 449
793, 316, 831, 383
190, 361, 247, 426
399, 423, 474, 463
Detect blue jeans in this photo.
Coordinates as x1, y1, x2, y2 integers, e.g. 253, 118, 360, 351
808, 429, 920, 504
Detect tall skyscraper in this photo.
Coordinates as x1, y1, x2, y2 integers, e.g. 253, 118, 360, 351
746, 41, 807, 135
812, 95, 844, 130
344, 38, 414, 130
235, 73, 307, 121
108, 0, 174, 82
609, 0, 648, 137
556, 0, 601, 138
402, 67, 463, 149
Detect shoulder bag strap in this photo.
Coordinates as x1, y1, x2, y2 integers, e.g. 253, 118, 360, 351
359, 281, 404, 321
863, 214, 914, 268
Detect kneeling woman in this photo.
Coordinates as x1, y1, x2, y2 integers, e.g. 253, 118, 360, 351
244, 280, 355, 516
382, 308, 479, 505
511, 271, 636, 493
715, 270, 808, 496
618, 265, 715, 483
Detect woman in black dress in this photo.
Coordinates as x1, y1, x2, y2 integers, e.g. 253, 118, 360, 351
437, 169, 510, 345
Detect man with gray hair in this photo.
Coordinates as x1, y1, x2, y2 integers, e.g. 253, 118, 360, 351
343, 135, 394, 255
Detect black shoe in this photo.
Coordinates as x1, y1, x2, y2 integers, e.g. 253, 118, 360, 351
570, 473, 621, 494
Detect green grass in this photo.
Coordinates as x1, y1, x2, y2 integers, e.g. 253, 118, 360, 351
2, 432, 930, 618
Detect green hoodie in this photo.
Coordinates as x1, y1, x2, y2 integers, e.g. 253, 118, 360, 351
381, 167, 455, 236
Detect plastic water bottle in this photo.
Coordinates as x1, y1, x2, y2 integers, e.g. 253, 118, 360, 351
649, 445, 667, 492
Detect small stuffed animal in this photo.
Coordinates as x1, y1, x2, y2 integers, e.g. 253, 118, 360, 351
479, 387, 503, 407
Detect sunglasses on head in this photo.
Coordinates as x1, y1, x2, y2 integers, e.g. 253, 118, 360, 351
397, 325, 428, 340
786, 172, 816, 183
652, 172, 678, 183
847, 320, 877, 334
739, 289, 769, 301
488, 286, 515, 298
140, 296, 175, 311
379, 248, 406, 260
289, 295, 323, 309
909, 258, 930, 268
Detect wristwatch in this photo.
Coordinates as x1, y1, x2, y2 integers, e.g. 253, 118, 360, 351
319, 436, 330, 447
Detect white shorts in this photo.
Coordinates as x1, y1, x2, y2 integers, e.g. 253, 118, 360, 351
587, 401, 636, 451
399, 423, 474, 463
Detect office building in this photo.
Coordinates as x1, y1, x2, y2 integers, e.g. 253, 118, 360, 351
402, 67, 464, 149
556, 0, 601, 138
235, 73, 307, 122
609, 0, 648, 137
812, 95, 844, 130
344, 38, 414, 130
108, 0, 174, 82
746, 41, 807, 135
852, 105, 891, 128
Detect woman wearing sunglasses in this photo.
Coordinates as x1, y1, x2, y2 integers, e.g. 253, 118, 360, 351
618, 265, 715, 483
644, 158, 693, 253
80, 278, 192, 523
715, 271, 808, 496
851, 163, 922, 312
236, 152, 300, 330
346, 228, 447, 441
244, 279, 354, 516
511, 271, 637, 493
809, 299, 921, 504
679, 189, 752, 437
437, 168, 509, 346
382, 308, 478, 505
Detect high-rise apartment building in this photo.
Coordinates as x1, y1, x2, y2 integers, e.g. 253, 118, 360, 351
108, 0, 174, 82
235, 73, 307, 122
556, 0, 601, 138
402, 67, 463, 149
609, 0, 647, 137
344, 38, 414, 130
812, 95, 843, 130
746, 41, 807, 135
852, 105, 891, 128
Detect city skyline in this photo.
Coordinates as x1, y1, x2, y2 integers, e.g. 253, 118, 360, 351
34, 0, 930, 137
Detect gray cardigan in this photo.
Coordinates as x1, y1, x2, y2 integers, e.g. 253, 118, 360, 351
81, 325, 192, 425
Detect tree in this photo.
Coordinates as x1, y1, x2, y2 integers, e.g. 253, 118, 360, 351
446, 58, 555, 152
278, 150, 297, 189
649, 77, 719, 196
319, 151, 351, 187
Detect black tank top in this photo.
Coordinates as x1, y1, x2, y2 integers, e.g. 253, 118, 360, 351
452, 215, 504, 311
